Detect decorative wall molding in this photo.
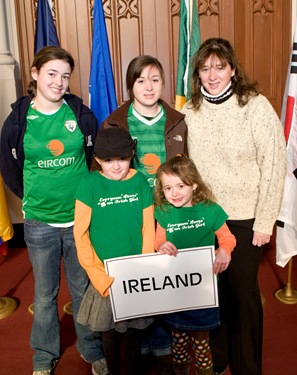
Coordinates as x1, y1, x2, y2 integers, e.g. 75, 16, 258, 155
198, 0, 219, 16
13, 0, 291, 114
253, 0, 274, 15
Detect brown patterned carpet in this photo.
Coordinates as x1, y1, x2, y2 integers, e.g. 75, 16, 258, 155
1, 233, 297, 374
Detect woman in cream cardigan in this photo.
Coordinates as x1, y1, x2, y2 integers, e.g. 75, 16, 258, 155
182, 37, 286, 375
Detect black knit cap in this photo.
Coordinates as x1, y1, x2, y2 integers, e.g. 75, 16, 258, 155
94, 127, 136, 159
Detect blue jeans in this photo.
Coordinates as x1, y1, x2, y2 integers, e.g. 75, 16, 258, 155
24, 220, 104, 371
141, 319, 172, 356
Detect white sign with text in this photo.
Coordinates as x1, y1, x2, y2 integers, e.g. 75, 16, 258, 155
104, 246, 218, 322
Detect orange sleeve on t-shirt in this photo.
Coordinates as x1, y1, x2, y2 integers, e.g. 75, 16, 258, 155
142, 204, 155, 254
155, 222, 166, 251
215, 222, 236, 256
73, 200, 114, 297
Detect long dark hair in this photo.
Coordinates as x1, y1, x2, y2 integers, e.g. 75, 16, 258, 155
27, 46, 75, 96
190, 38, 259, 110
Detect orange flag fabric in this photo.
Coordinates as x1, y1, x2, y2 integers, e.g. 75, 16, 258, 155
0, 174, 14, 255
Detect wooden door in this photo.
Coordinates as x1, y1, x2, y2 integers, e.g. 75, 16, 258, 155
14, 0, 291, 116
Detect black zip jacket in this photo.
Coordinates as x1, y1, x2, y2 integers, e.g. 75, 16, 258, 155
0, 94, 98, 199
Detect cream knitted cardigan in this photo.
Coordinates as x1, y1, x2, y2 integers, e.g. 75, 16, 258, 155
182, 94, 287, 235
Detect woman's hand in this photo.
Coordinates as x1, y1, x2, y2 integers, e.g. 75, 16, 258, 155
252, 231, 271, 247
213, 248, 231, 275
157, 241, 178, 256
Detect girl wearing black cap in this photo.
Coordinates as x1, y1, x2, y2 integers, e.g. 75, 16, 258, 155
101, 54, 188, 374
74, 127, 155, 375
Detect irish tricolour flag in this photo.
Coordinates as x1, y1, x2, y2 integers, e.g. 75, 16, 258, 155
175, 0, 201, 111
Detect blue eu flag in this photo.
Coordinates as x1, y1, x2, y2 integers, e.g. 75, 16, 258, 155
89, 0, 117, 127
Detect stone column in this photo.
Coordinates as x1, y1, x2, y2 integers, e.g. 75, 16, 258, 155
0, 0, 23, 224
0, 0, 15, 65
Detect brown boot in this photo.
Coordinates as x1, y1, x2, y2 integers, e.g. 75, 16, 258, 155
156, 354, 174, 375
173, 361, 191, 375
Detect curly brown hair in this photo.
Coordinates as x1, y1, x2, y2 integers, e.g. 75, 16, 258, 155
154, 154, 216, 207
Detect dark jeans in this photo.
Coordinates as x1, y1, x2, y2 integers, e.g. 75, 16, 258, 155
141, 319, 172, 356
210, 219, 263, 375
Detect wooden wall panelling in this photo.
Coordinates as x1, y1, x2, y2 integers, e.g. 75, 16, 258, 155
148, 0, 171, 104
14, 0, 93, 105
273, 0, 291, 115
56, 0, 92, 104
115, 0, 143, 103
234, 0, 291, 115
14, 0, 35, 95
103, 0, 121, 104
144, 0, 175, 105
280, 2, 292, 110
13, 0, 292, 115
198, 0, 235, 43
106, 0, 180, 106
171, 1, 182, 105
254, 1, 278, 100
198, 0, 221, 41
219, 0, 235, 43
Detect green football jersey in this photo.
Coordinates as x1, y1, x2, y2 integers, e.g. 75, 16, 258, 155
128, 104, 166, 188
23, 102, 88, 224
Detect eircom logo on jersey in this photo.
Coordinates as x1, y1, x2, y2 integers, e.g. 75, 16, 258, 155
37, 139, 75, 169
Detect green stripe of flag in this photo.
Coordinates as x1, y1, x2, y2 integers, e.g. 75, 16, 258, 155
175, 0, 201, 111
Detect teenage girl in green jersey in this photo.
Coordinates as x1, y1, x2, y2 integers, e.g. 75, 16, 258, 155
0, 46, 106, 375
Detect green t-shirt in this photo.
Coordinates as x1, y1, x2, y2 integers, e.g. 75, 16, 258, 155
128, 104, 166, 188
75, 170, 153, 261
23, 102, 88, 224
155, 202, 228, 249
